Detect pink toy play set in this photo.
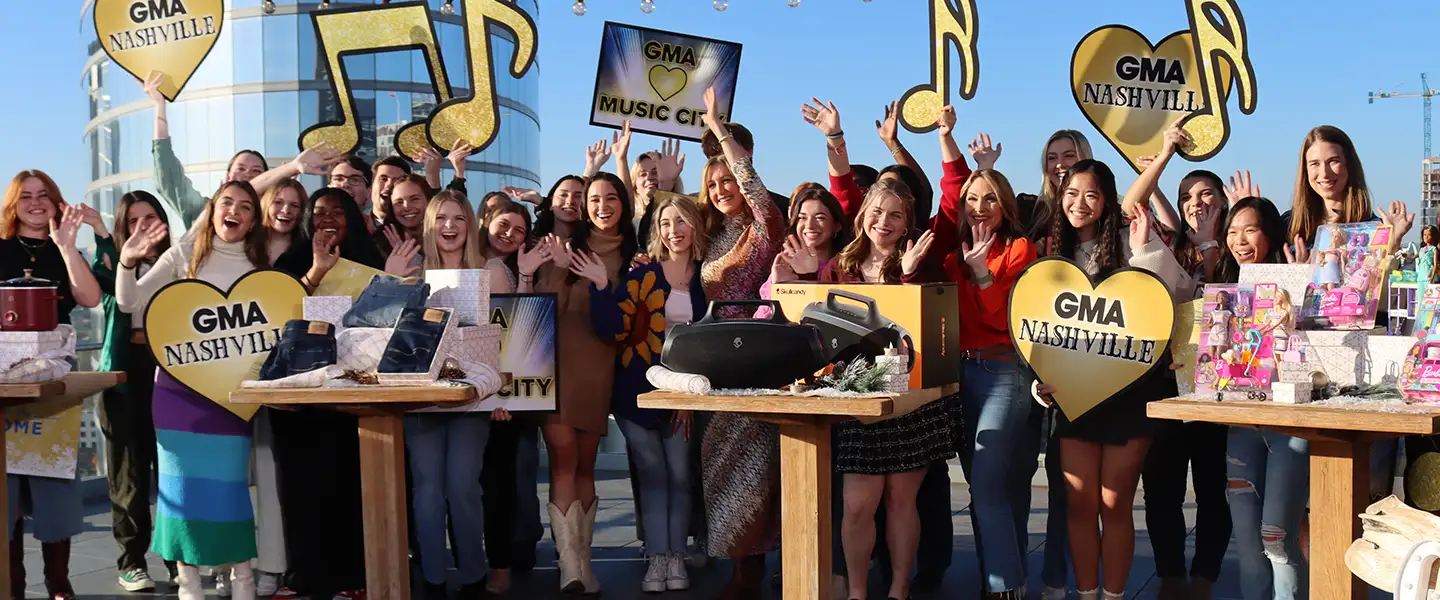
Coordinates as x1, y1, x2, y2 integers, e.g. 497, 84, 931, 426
1195, 284, 1297, 399
1303, 222, 1394, 330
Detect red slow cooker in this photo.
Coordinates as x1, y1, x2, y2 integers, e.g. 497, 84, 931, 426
0, 270, 60, 332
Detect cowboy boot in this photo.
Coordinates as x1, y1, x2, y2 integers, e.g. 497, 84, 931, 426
576, 501, 600, 595
546, 503, 583, 593
174, 564, 204, 600
41, 540, 74, 600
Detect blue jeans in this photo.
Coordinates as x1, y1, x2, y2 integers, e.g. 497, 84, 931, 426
379, 308, 449, 374
405, 413, 490, 585
344, 275, 429, 328
259, 320, 337, 381
959, 357, 1039, 592
1227, 428, 1309, 600
1040, 406, 1071, 589
616, 417, 692, 554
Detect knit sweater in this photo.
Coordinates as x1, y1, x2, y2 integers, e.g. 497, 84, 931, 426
700, 156, 785, 302
117, 237, 263, 320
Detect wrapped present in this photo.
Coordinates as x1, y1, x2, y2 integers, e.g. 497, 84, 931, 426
304, 296, 353, 331
425, 269, 491, 327
376, 308, 459, 385
0, 326, 76, 372
336, 327, 393, 373
1271, 382, 1313, 404
1297, 331, 1416, 387
449, 324, 503, 370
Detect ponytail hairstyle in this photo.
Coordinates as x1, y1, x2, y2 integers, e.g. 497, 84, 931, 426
832, 178, 915, 282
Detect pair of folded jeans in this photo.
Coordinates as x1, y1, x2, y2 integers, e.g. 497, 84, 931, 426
343, 275, 430, 328
378, 308, 452, 374
260, 320, 338, 381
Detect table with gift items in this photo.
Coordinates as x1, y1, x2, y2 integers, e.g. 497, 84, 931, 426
0, 320, 125, 596
1141, 228, 1440, 600
640, 284, 961, 600
232, 268, 557, 600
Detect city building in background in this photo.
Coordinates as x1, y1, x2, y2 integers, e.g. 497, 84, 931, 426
72, 0, 540, 481
1425, 158, 1439, 228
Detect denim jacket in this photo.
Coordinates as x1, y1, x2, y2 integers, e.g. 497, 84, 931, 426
589, 262, 708, 430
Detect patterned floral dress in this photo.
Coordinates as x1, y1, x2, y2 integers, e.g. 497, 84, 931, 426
696, 156, 787, 557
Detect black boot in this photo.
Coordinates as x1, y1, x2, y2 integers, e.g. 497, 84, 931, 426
41, 540, 75, 600
9, 521, 24, 600
421, 581, 448, 600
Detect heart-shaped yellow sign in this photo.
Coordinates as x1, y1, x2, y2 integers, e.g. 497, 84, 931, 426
1008, 258, 1175, 421
93, 0, 225, 101
145, 270, 307, 421
648, 65, 688, 102
1070, 26, 1232, 172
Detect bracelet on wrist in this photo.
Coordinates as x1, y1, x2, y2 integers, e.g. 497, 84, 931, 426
973, 269, 994, 285
825, 131, 845, 140
889, 145, 904, 156
717, 134, 733, 145
119, 260, 136, 270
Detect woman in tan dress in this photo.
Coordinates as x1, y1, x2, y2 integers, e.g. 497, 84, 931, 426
520, 171, 638, 594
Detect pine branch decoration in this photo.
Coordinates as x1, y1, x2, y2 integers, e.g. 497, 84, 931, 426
814, 358, 889, 393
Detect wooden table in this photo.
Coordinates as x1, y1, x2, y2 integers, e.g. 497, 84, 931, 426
1149, 398, 1440, 600
231, 385, 476, 600
0, 371, 126, 596
638, 385, 956, 600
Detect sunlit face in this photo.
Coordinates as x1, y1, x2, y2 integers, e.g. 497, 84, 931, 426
551, 179, 584, 224
266, 187, 303, 235
1225, 207, 1269, 264
587, 180, 623, 232
706, 162, 742, 216
1045, 138, 1081, 190
328, 163, 369, 208
862, 193, 907, 249
212, 188, 257, 243
658, 205, 693, 255
1062, 171, 1105, 230
16, 177, 56, 233
373, 165, 407, 203
964, 177, 1005, 229
227, 153, 265, 183
635, 157, 660, 197
487, 212, 527, 256
124, 202, 161, 252
313, 196, 349, 245
390, 181, 428, 230
1179, 176, 1223, 232
1305, 141, 1349, 202
432, 200, 469, 255
794, 199, 838, 250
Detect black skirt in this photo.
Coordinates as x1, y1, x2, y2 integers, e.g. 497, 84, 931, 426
1055, 368, 1177, 445
835, 399, 957, 475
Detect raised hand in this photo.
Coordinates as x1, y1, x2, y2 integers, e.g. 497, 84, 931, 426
567, 245, 609, 288
50, 205, 85, 251
656, 138, 685, 188
781, 234, 820, 274
611, 120, 633, 160
78, 203, 109, 239
1129, 203, 1155, 256
1187, 202, 1220, 245
1382, 200, 1416, 240
701, 87, 726, 137
418, 145, 444, 174
1160, 117, 1192, 155
967, 133, 1002, 170
293, 142, 344, 176
502, 186, 542, 205
517, 237, 552, 276
119, 220, 169, 267
385, 238, 421, 277
447, 139, 474, 173
584, 139, 612, 175
1283, 235, 1310, 264
800, 98, 842, 137
547, 234, 572, 270
936, 105, 957, 137
901, 230, 935, 276
311, 229, 341, 274
382, 224, 405, 251
1225, 170, 1262, 207
875, 101, 900, 148
961, 222, 995, 271
142, 71, 167, 106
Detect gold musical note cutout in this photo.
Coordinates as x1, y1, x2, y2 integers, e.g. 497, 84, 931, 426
1179, 0, 1257, 160
898, 0, 979, 134
299, 1, 452, 159
426, 0, 537, 154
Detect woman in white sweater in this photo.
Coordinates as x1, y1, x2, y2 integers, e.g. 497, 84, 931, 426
116, 181, 269, 600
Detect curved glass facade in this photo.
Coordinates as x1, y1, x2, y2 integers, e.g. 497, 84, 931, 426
83, 0, 541, 218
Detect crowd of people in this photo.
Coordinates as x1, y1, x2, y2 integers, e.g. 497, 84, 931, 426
0, 72, 1422, 600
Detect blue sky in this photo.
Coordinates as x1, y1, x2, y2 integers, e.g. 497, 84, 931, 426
2, 1, 1437, 238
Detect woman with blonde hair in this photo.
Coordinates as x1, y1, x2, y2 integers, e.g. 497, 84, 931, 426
260, 179, 306, 264
116, 181, 269, 600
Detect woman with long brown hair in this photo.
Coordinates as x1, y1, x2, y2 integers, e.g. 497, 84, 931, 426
1284, 125, 1412, 249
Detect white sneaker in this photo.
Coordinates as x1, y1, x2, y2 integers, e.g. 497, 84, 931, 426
642, 554, 667, 593
665, 552, 689, 591
118, 568, 156, 592
257, 571, 280, 597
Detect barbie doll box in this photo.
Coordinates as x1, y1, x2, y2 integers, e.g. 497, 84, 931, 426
1303, 223, 1394, 330
1194, 284, 1278, 399
425, 269, 491, 327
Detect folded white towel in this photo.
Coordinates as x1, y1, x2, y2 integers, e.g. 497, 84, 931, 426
241, 365, 343, 389
646, 366, 711, 395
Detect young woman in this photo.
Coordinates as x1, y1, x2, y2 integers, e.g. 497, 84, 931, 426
374, 175, 430, 275
692, 87, 786, 600
1, 171, 102, 600
409, 190, 512, 600
607, 121, 686, 247
91, 191, 173, 593
1210, 196, 1312, 600
261, 179, 306, 264
1119, 122, 1231, 600
765, 183, 848, 288
268, 188, 391, 600
906, 167, 1038, 599
583, 194, 707, 594
1033, 160, 1192, 600
522, 171, 638, 594
801, 99, 933, 225
116, 181, 268, 600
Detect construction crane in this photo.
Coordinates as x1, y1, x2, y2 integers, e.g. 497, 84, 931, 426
1369, 73, 1437, 160
1370, 74, 1440, 229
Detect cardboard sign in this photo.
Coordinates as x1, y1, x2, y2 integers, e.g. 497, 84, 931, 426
1008, 258, 1175, 421
1069, 0, 1257, 172
6, 398, 85, 480
299, 0, 536, 161
312, 257, 388, 299
144, 270, 307, 421
93, 0, 224, 101
478, 294, 558, 412
590, 23, 742, 142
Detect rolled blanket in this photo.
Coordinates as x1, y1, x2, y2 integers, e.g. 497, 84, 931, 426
444, 357, 505, 399
241, 365, 342, 389
646, 365, 712, 395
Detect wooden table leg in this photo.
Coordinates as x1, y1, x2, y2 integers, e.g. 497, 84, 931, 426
357, 413, 410, 600
0, 422, 9, 596
1309, 438, 1370, 600
778, 420, 832, 600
